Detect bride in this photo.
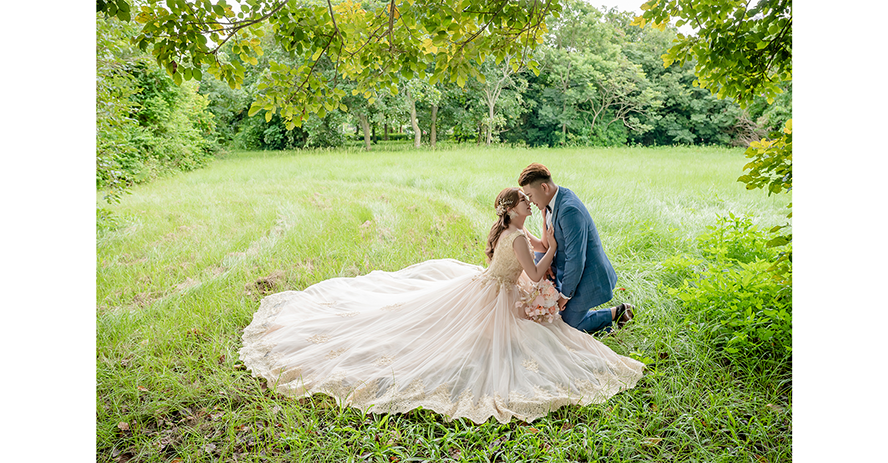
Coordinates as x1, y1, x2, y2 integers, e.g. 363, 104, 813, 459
239, 187, 644, 424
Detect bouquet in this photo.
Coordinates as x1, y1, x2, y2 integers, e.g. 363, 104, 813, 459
517, 279, 562, 323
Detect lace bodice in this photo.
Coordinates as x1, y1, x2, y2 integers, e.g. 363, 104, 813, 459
482, 229, 530, 286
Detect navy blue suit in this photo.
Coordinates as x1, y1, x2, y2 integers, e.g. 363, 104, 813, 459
537, 186, 617, 333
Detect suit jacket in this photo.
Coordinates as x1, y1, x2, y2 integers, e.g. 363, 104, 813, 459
548, 186, 617, 311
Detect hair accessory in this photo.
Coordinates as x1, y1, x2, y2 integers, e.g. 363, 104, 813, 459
495, 197, 515, 217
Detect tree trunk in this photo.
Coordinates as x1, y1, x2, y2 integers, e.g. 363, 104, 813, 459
384, 123, 389, 141
408, 91, 421, 148
561, 58, 571, 145
372, 123, 377, 144
486, 105, 494, 145
430, 104, 437, 148
477, 124, 483, 144
359, 114, 372, 150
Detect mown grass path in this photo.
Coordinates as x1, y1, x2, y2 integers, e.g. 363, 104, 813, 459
97, 145, 790, 462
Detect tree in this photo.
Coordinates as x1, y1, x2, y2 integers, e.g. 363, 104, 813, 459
98, 0, 560, 130
637, 0, 792, 283
579, 56, 658, 137
636, 0, 791, 107
404, 79, 441, 147
478, 56, 528, 145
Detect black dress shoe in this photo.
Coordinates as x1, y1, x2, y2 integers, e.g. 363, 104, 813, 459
613, 303, 634, 328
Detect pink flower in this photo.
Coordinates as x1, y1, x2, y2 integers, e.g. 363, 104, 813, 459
542, 284, 558, 298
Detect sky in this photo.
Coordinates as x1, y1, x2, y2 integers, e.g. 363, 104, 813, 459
589, 0, 697, 35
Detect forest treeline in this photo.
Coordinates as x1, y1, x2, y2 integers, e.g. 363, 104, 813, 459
96, 0, 791, 199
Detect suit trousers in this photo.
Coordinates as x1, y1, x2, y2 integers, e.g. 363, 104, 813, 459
534, 251, 614, 334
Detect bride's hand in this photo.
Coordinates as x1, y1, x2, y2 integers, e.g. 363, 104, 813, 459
546, 226, 557, 251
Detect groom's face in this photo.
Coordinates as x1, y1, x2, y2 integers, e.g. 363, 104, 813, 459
522, 182, 552, 210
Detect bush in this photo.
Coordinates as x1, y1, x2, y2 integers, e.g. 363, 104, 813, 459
696, 212, 775, 263
664, 213, 791, 369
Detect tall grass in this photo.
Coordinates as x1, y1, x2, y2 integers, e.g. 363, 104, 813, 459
97, 144, 790, 462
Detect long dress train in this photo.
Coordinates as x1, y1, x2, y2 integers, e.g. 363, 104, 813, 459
239, 229, 644, 423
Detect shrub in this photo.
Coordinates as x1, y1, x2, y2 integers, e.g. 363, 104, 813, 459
696, 212, 775, 263
665, 213, 791, 369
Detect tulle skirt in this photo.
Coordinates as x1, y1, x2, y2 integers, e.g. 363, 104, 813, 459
239, 258, 644, 423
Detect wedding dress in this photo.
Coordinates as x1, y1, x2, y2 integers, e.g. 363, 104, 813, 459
239, 229, 644, 423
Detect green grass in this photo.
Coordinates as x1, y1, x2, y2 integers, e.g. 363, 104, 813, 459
97, 144, 791, 462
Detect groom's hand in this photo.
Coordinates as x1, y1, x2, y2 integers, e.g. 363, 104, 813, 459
546, 267, 555, 280
557, 296, 568, 311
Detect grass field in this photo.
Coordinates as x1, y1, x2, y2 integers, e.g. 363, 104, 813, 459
96, 144, 791, 462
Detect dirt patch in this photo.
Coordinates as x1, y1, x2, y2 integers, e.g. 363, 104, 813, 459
175, 277, 200, 292
246, 270, 286, 298
310, 192, 332, 210
133, 290, 164, 308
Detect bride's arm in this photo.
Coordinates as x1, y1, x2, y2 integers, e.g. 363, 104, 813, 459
524, 209, 550, 253
523, 227, 549, 252
513, 228, 557, 282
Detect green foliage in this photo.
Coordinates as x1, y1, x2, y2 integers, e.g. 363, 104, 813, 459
96, 12, 220, 222
666, 213, 791, 368
125, 65, 218, 178
737, 119, 792, 284
637, 0, 792, 108
738, 121, 792, 197
96, 13, 141, 205
697, 213, 776, 264
102, 0, 559, 130
508, 1, 749, 148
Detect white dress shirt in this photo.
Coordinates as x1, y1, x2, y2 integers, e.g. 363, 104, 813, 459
544, 186, 559, 229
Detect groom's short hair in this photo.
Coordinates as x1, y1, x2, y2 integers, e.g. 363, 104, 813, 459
518, 163, 553, 186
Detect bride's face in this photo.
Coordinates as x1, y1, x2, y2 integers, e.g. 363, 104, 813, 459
512, 193, 533, 218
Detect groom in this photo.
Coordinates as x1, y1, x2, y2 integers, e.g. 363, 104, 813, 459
519, 163, 632, 334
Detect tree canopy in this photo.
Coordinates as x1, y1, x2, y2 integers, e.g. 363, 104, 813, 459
98, 0, 560, 129
635, 0, 791, 107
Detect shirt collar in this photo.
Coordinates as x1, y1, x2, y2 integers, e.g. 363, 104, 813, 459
546, 185, 559, 211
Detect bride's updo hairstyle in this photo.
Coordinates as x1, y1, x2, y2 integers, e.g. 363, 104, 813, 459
485, 187, 523, 262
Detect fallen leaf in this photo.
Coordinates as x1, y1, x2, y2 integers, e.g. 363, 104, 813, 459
642, 437, 663, 446
765, 403, 785, 413
754, 454, 768, 463
137, 386, 149, 392
527, 427, 540, 434
117, 422, 130, 431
